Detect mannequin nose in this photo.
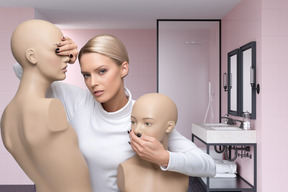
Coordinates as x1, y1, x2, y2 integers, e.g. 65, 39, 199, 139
63, 55, 71, 64
133, 124, 143, 137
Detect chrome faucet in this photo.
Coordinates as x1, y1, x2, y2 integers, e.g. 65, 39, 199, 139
233, 119, 244, 128
221, 116, 244, 128
220, 116, 235, 125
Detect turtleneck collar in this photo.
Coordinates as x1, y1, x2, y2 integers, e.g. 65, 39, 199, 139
96, 88, 134, 120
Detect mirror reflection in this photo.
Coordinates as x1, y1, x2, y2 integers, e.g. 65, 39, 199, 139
240, 41, 256, 119
157, 20, 221, 138
228, 49, 240, 116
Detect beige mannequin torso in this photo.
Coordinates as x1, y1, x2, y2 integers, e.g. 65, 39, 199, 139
117, 155, 189, 192
1, 96, 91, 192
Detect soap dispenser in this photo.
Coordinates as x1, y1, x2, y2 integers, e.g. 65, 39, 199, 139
242, 111, 251, 130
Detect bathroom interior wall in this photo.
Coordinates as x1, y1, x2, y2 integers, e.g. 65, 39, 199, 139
222, 0, 288, 191
0, 7, 35, 184
0, 7, 157, 184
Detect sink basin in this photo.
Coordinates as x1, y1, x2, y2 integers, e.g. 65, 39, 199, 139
211, 126, 242, 131
192, 123, 256, 143
202, 123, 229, 127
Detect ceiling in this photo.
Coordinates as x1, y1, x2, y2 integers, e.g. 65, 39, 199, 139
0, 0, 242, 29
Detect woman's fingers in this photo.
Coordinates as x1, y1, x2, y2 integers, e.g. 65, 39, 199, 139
56, 37, 78, 64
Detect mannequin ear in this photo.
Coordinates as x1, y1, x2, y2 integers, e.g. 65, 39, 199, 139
121, 61, 129, 78
166, 121, 175, 133
25, 48, 37, 65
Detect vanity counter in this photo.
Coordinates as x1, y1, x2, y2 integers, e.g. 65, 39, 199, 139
192, 123, 256, 144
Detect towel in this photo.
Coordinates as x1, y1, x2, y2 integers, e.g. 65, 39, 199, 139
215, 159, 237, 174
214, 173, 236, 178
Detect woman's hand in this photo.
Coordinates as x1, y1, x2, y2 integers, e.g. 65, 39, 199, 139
129, 130, 170, 168
56, 37, 78, 64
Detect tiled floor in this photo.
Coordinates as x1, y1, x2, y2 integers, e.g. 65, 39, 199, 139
0, 178, 205, 192
0, 185, 35, 192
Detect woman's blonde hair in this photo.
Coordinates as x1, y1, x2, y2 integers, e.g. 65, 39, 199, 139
79, 34, 129, 66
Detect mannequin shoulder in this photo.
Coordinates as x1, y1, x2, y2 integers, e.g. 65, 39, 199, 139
47, 98, 69, 132
117, 163, 126, 192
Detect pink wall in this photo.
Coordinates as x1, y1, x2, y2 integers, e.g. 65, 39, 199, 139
222, 0, 288, 191
0, 7, 35, 184
0, 8, 156, 184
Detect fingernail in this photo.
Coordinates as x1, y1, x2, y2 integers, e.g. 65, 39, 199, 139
69, 54, 73, 58
136, 133, 142, 138
128, 141, 131, 145
55, 48, 60, 53
127, 130, 130, 134
57, 42, 61, 46
62, 37, 66, 40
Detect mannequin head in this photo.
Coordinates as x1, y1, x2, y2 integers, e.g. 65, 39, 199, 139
131, 93, 178, 144
11, 19, 70, 81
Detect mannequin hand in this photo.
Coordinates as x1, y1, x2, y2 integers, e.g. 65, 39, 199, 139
56, 37, 78, 64
129, 130, 169, 167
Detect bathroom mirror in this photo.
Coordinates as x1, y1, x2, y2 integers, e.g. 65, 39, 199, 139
228, 49, 241, 116
157, 19, 221, 139
239, 41, 256, 119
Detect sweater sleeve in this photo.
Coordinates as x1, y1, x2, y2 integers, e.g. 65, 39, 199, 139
13, 63, 87, 121
48, 82, 88, 121
163, 129, 216, 177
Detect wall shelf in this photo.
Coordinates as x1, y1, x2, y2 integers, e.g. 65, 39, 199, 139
192, 133, 257, 192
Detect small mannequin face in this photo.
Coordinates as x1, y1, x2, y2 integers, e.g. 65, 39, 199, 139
131, 93, 177, 142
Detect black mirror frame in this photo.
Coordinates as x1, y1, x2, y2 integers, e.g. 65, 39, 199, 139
228, 49, 242, 116
239, 41, 257, 119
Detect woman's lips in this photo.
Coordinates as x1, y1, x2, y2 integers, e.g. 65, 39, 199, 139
94, 90, 104, 97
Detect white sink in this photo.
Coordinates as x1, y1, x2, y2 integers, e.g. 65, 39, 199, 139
202, 123, 229, 127
192, 123, 256, 143
211, 126, 242, 131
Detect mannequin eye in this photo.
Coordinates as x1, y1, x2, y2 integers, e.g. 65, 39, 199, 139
145, 122, 152, 126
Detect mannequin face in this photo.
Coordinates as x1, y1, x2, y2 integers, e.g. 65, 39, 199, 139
34, 26, 70, 81
131, 93, 177, 142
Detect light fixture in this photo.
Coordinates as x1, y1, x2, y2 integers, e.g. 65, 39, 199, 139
223, 73, 227, 91
250, 66, 260, 94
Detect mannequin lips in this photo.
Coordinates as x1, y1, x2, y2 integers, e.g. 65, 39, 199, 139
61, 65, 68, 72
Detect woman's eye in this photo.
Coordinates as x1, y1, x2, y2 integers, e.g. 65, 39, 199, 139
82, 74, 90, 78
145, 122, 152, 126
131, 121, 136, 124
99, 69, 107, 74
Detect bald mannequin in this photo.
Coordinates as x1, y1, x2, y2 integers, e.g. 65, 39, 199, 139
117, 93, 189, 192
0, 20, 91, 192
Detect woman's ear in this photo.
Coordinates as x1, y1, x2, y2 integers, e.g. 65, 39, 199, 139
121, 61, 129, 78
166, 121, 175, 133
25, 48, 37, 65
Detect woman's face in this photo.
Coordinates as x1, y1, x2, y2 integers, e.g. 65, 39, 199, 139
80, 52, 128, 107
